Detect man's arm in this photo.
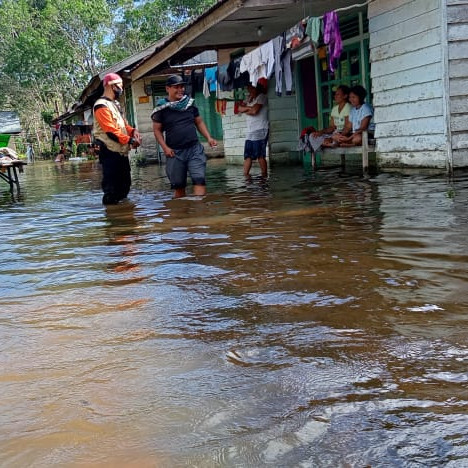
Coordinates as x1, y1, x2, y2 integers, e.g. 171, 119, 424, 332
94, 105, 133, 145
238, 103, 262, 116
152, 121, 174, 157
194, 116, 217, 147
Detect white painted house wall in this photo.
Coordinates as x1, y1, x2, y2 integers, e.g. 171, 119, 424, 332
369, 0, 449, 169
447, 0, 468, 167
131, 78, 157, 158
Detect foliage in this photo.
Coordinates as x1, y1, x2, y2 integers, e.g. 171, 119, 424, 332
0, 0, 217, 146
41, 110, 55, 125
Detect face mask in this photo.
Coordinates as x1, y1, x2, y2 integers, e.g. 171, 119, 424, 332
113, 86, 123, 99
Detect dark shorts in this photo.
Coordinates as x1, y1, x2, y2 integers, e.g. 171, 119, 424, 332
244, 134, 269, 160
166, 142, 207, 189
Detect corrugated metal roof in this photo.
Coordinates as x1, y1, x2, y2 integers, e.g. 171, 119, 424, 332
0, 111, 22, 134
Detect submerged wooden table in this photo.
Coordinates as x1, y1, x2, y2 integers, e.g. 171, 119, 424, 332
0, 160, 27, 193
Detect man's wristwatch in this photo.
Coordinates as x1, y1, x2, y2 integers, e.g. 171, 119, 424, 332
129, 137, 135, 146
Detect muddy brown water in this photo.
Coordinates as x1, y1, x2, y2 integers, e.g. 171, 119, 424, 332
1, 160, 468, 467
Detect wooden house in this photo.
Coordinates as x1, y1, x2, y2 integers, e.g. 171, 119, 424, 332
0, 111, 22, 150
65, 0, 468, 171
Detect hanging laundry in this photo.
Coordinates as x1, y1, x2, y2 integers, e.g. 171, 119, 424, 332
204, 66, 218, 92
323, 11, 343, 73
217, 64, 233, 91
239, 40, 275, 86
203, 76, 210, 98
272, 34, 293, 96
285, 21, 306, 49
272, 35, 285, 96
306, 17, 321, 47
227, 57, 250, 89
190, 70, 204, 95
282, 49, 293, 95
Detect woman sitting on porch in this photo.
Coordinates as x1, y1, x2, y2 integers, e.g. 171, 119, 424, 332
299, 85, 351, 153
334, 85, 374, 147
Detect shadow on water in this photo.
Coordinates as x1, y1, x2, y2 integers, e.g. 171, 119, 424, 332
1, 160, 468, 466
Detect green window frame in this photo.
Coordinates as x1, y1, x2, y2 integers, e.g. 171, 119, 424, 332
315, 13, 372, 130
124, 85, 135, 127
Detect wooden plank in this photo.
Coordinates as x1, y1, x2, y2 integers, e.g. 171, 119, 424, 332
371, 44, 441, 78
369, 0, 438, 34
449, 95, 468, 113
372, 80, 443, 106
268, 107, 298, 119
447, 5, 468, 23
368, 0, 412, 19
451, 132, 468, 148
451, 114, 468, 131
270, 132, 299, 144
449, 59, 468, 77
452, 148, 468, 167
378, 150, 448, 168
450, 77, 468, 99
448, 40, 468, 59
375, 116, 445, 138
374, 98, 443, 123
369, 10, 440, 48
370, 27, 440, 62
376, 134, 447, 152
448, 24, 468, 41
447, 0, 468, 5
372, 62, 442, 92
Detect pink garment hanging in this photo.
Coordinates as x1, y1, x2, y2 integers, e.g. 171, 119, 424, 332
323, 11, 343, 73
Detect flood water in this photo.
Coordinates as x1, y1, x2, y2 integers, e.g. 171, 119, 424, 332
1, 159, 468, 467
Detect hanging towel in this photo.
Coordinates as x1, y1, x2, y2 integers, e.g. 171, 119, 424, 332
323, 11, 343, 73
204, 66, 218, 92
306, 17, 321, 47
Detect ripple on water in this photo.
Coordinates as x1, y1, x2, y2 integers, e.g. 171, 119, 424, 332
2, 164, 468, 466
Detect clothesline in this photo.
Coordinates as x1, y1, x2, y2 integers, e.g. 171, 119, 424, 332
317, 0, 374, 20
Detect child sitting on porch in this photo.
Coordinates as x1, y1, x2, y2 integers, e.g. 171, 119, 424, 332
333, 85, 374, 147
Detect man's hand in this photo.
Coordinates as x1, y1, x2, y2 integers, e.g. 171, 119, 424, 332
133, 129, 142, 147
208, 137, 217, 148
163, 145, 175, 157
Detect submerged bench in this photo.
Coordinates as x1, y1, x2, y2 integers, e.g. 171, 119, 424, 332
314, 130, 375, 172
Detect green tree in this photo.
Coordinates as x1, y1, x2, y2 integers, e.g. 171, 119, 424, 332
0, 0, 217, 147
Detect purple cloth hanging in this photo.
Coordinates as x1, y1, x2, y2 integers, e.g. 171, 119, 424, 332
323, 11, 343, 73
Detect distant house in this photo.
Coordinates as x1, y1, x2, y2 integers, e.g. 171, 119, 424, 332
64, 0, 468, 171
0, 111, 22, 149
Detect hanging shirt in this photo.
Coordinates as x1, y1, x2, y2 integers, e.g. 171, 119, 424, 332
323, 11, 343, 73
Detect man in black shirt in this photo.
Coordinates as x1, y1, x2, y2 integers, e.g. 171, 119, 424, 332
151, 75, 217, 198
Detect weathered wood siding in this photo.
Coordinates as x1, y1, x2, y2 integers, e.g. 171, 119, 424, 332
369, 0, 448, 168
268, 75, 301, 165
447, 0, 468, 167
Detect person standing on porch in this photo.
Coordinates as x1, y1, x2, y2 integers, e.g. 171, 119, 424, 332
151, 74, 217, 199
237, 82, 269, 178
93, 73, 141, 205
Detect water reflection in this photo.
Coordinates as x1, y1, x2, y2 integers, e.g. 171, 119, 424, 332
1, 161, 468, 466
